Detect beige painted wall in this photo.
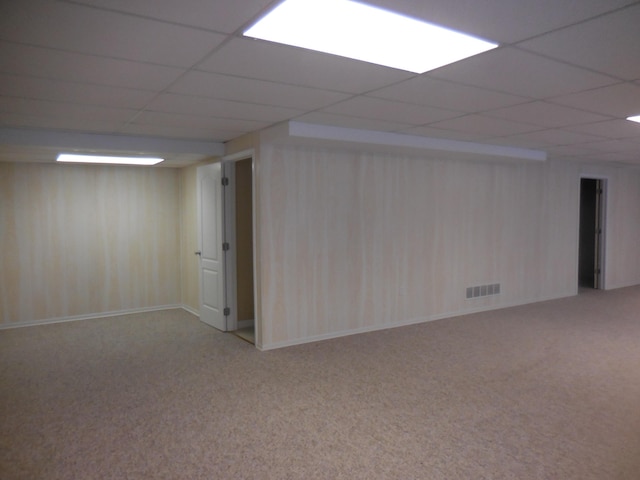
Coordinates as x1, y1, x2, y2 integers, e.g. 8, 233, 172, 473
0, 162, 181, 326
3, 144, 639, 346
255, 145, 640, 349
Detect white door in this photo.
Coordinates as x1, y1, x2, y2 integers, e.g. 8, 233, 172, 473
197, 162, 227, 331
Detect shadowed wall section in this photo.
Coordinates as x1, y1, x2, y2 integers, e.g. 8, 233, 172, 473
235, 158, 255, 322
0, 162, 181, 326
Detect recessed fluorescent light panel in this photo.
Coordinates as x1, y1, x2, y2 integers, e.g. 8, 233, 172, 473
627, 115, 640, 124
56, 154, 164, 166
244, 0, 498, 73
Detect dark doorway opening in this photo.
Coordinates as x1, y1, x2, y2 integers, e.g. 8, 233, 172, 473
578, 178, 604, 289
233, 157, 255, 344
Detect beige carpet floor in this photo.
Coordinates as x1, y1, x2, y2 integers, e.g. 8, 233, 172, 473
1, 287, 640, 479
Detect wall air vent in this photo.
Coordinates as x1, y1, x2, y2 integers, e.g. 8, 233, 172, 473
466, 283, 500, 299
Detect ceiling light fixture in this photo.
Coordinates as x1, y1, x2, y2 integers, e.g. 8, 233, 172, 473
626, 115, 640, 124
56, 153, 164, 166
243, 0, 498, 74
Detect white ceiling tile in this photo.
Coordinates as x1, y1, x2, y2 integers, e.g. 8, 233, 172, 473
0, 43, 184, 91
369, 76, 529, 113
519, 4, 640, 80
0, 0, 226, 67
197, 38, 414, 94
579, 139, 640, 153
0, 73, 158, 109
496, 129, 606, 148
564, 119, 640, 139
169, 71, 351, 110
485, 101, 609, 128
576, 151, 640, 165
365, 0, 636, 44
0, 145, 58, 164
295, 112, 412, 133
71, 0, 274, 34
322, 96, 460, 125
0, 144, 210, 167
429, 47, 616, 98
0, 97, 137, 123
550, 83, 640, 119
547, 145, 603, 157
130, 111, 268, 132
0, 0, 639, 166
0, 112, 122, 133
145, 93, 302, 123
428, 114, 541, 137
119, 123, 237, 142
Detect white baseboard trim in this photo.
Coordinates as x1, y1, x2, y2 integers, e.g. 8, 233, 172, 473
0, 305, 185, 330
257, 291, 577, 351
181, 305, 200, 317
237, 319, 254, 329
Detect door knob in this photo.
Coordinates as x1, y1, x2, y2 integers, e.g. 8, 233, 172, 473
194, 251, 202, 256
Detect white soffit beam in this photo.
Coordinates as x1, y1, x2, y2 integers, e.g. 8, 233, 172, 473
0, 128, 225, 156
263, 121, 547, 162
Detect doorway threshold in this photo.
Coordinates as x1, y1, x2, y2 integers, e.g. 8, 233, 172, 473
233, 327, 255, 345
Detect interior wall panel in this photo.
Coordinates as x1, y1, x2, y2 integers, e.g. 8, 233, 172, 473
0, 162, 181, 326
257, 145, 584, 348
602, 169, 640, 289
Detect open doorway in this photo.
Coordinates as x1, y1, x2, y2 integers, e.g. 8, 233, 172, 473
196, 154, 257, 344
578, 177, 606, 289
231, 157, 255, 344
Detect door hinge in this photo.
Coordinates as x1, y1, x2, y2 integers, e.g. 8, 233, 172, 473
221, 176, 229, 186
222, 242, 230, 251
223, 307, 230, 316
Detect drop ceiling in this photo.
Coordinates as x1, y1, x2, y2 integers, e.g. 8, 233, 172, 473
1, 0, 639, 167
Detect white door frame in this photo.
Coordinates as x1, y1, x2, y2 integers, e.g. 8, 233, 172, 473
222, 149, 258, 343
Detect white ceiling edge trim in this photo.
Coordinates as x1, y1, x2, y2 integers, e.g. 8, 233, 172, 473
0, 128, 225, 156
261, 121, 547, 162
